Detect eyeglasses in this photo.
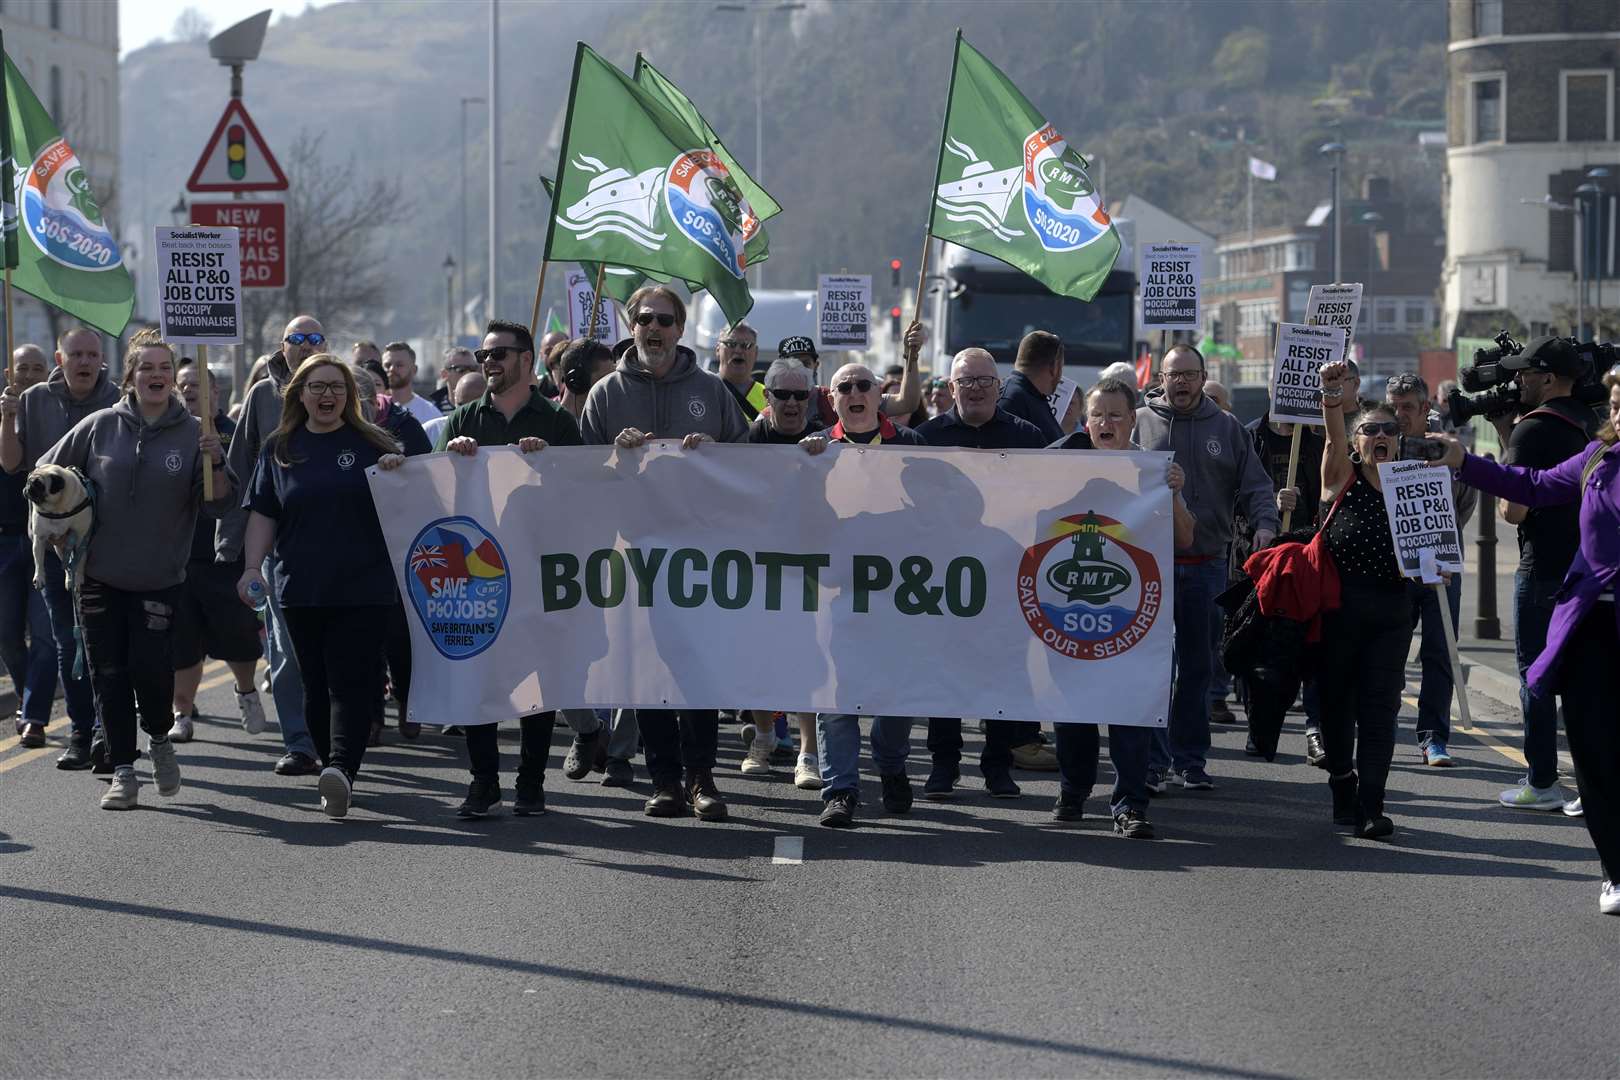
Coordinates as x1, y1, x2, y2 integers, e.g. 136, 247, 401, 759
1162, 369, 1203, 383
284, 332, 325, 347
767, 388, 810, 402
834, 378, 875, 395
305, 380, 347, 398
718, 339, 756, 350
633, 311, 677, 328
474, 346, 517, 364
1356, 421, 1400, 436
953, 375, 998, 390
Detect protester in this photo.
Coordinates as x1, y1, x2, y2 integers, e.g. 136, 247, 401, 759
223, 316, 328, 777
1385, 372, 1477, 766
580, 286, 740, 820
0, 326, 117, 769
1315, 360, 1413, 839
431, 346, 479, 412
350, 340, 386, 389
438, 319, 584, 816
555, 337, 615, 422
170, 359, 266, 741
1136, 344, 1277, 791
998, 330, 1065, 443
1204, 379, 1232, 413
0, 345, 57, 747
355, 364, 433, 459
40, 331, 231, 809
238, 356, 405, 819
537, 329, 569, 398
424, 371, 484, 447
382, 341, 442, 427
715, 322, 767, 420
925, 376, 954, 418
771, 328, 923, 428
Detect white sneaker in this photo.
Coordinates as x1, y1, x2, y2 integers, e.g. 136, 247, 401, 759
1498, 782, 1565, 810
1563, 797, 1584, 818
318, 767, 351, 819
101, 767, 138, 810
1602, 881, 1620, 916
740, 742, 773, 775
236, 688, 268, 735
169, 713, 194, 743
794, 753, 822, 790
146, 738, 181, 797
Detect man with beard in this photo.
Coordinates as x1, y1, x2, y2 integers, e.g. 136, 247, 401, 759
222, 315, 327, 776
580, 285, 747, 821
382, 341, 442, 427
438, 319, 583, 817
431, 346, 479, 412
0, 345, 60, 748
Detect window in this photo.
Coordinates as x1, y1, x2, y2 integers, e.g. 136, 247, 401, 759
1471, 75, 1504, 144
1562, 71, 1614, 143
1375, 300, 1398, 329
49, 0, 60, 31
1404, 301, 1427, 329
48, 65, 61, 123
1473, 0, 1502, 37
1237, 299, 1278, 337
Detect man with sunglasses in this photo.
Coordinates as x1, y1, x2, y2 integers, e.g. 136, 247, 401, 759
579, 285, 746, 821
431, 346, 479, 413
220, 314, 329, 777
715, 322, 768, 421
743, 358, 822, 445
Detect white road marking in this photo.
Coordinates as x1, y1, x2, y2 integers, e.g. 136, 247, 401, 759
772, 836, 804, 865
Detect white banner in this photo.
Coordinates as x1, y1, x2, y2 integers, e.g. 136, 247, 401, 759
1305, 282, 1362, 355
367, 445, 1175, 726
155, 225, 242, 345
1378, 460, 1462, 579
817, 273, 871, 350
1269, 322, 1342, 426
1139, 242, 1201, 331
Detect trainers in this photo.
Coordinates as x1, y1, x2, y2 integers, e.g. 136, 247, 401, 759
601, 758, 634, 787
984, 768, 1021, 799
19, 722, 46, 749
1499, 781, 1566, 811
819, 790, 857, 828
880, 772, 913, 814
236, 689, 268, 735
1175, 768, 1215, 791
563, 732, 598, 780
1210, 698, 1238, 725
513, 778, 546, 816
1305, 730, 1329, 768
1051, 795, 1084, 822
1602, 881, 1620, 916
740, 742, 774, 776
90, 734, 111, 774
147, 738, 181, 797
57, 734, 93, 770
1145, 769, 1166, 796
1113, 809, 1156, 839
455, 778, 499, 819
100, 766, 139, 810
1423, 742, 1454, 767
1010, 741, 1059, 771
793, 754, 822, 790
644, 782, 686, 818
921, 763, 959, 801
1564, 797, 1585, 818
318, 767, 352, 819
686, 769, 728, 821
1357, 814, 1395, 840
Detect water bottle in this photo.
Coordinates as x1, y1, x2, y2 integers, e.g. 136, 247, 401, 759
245, 577, 268, 613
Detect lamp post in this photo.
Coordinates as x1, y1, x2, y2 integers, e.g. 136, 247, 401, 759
712, 0, 805, 289
1587, 167, 1611, 329
488, 0, 501, 324
443, 254, 456, 341
1520, 194, 1580, 333
459, 96, 486, 327
1359, 209, 1382, 370
170, 195, 188, 224
1576, 182, 1601, 339
1319, 142, 1346, 283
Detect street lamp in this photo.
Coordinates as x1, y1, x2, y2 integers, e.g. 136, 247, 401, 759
169, 194, 188, 224
1319, 142, 1346, 283
712, 0, 805, 289
459, 95, 486, 326
1587, 167, 1611, 326
1520, 194, 1581, 333
1359, 210, 1382, 368
1576, 182, 1601, 338
443, 254, 457, 340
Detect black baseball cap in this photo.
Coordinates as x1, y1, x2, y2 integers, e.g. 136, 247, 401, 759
778, 335, 818, 361
1504, 336, 1583, 377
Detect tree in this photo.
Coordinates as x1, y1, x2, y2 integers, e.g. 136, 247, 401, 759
172, 8, 213, 44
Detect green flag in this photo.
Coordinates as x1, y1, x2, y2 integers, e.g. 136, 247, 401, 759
929, 32, 1120, 303
2, 39, 134, 335
540, 174, 655, 306
632, 54, 778, 267
544, 43, 757, 324
545, 308, 566, 335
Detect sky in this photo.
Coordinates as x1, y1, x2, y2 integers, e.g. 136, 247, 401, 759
119, 0, 341, 55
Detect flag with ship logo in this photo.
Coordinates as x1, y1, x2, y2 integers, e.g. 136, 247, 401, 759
928, 31, 1120, 303
540, 174, 655, 306
543, 43, 761, 324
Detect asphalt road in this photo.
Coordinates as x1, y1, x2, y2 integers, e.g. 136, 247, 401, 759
1, 656, 1615, 1080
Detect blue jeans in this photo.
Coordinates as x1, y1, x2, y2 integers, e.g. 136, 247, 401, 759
1514, 571, 1561, 790
816, 713, 913, 798
1410, 573, 1462, 748
37, 549, 98, 737
0, 535, 57, 722
1054, 723, 1152, 814
264, 557, 316, 758
1151, 558, 1226, 775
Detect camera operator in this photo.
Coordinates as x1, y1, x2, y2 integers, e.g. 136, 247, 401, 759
1488, 337, 1597, 811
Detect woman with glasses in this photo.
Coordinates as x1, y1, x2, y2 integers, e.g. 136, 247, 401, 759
237, 355, 406, 819
1314, 359, 1418, 840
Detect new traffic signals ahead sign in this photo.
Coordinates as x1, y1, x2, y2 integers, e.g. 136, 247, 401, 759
187, 99, 288, 193
190, 201, 286, 288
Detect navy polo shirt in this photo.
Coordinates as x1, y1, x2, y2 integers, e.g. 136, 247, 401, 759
915, 407, 1047, 450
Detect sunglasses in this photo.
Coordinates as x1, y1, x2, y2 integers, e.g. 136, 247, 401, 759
633, 311, 677, 328
719, 339, 756, 350
474, 346, 518, 364
284, 332, 325, 347
445, 363, 477, 375
834, 378, 875, 395
768, 388, 810, 402
1357, 421, 1401, 436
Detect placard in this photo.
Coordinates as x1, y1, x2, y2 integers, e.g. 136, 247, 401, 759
154, 225, 242, 345
1305, 283, 1363, 353
817, 273, 871, 350
566, 268, 614, 344
1377, 459, 1463, 579
1268, 322, 1341, 425
1139, 242, 1201, 330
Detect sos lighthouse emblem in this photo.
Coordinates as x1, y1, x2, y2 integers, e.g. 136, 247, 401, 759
1017, 511, 1162, 659
664, 149, 759, 280
1021, 124, 1112, 254
18, 138, 122, 272
406, 516, 511, 659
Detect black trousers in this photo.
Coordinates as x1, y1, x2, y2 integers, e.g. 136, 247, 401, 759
381, 600, 411, 722
464, 712, 556, 785
640, 708, 718, 786
926, 718, 1038, 772
1558, 602, 1620, 882
78, 577, 180, 770
1317, 579, 1413, 822
282, 605, 386, 780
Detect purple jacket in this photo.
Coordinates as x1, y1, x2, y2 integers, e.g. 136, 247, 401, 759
1459, 439, 1619, 696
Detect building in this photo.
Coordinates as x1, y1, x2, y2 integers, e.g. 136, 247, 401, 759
0, 0, 121, 349
1441, 0, 1620, 343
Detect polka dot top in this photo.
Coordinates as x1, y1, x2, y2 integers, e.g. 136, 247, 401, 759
1323, 463, 1403, 583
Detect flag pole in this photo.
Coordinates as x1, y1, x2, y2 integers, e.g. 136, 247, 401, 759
527, 259, 549, 341
4, 268, 13, 385
1280, 424, 1302, 532
533, 42, 586, 341
197, 343, 215, 500
913, 29, 964, 332
592, 262, 606, 338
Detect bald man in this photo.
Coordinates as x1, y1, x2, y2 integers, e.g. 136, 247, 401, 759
1203, 379, 1232, 414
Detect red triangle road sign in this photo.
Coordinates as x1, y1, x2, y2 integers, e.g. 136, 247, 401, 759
186, 99, 289, 194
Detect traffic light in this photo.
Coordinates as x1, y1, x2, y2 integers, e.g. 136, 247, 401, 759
227, 124, 247, 181
890, 305, 902, 342
890, 258, 902, 288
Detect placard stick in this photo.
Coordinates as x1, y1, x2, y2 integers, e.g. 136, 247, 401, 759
591, 262, 606, 339
3, 267, 13, 384
527, 259, 550, 341
197, 343, 215, 500
910, 231, 932, 325
1280, 424, 1303, 532
1433, 579, 1473, 732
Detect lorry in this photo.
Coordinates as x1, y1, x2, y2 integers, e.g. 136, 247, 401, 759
688, 289, 818, 377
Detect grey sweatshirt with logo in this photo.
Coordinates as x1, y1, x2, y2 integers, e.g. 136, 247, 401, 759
579, 346, 749, 446
217, 350, 293, 561
8, 365, 121, 474
41, 394, 234, 592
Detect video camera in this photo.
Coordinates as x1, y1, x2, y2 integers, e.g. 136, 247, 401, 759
1447, 330, 1613, 424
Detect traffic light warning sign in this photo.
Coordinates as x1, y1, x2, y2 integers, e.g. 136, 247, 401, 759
187, 99, 288, 194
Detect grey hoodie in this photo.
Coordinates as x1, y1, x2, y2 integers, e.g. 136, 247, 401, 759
579, 345, 748, 446
8, 365, 120, 474
42, 393, 234, 592
1136, 387, 1278, 560
218, 350, 293, 561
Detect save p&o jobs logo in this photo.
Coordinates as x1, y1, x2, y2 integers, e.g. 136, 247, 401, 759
1017, 511, 1162, 659
664, 149, 759, 280
1021, 124, 1112, 254
406, 516, 511, 659
17, 138, 122, 272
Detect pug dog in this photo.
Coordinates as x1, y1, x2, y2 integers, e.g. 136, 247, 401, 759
26, 464, 94, 592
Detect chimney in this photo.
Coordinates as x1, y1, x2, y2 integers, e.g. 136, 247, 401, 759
1363, 175, 1391, 202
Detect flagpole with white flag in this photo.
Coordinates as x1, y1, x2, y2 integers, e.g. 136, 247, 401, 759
1247, 156, 1276, 240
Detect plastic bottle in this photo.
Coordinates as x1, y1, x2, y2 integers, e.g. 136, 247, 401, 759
245, 577, 268, 613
